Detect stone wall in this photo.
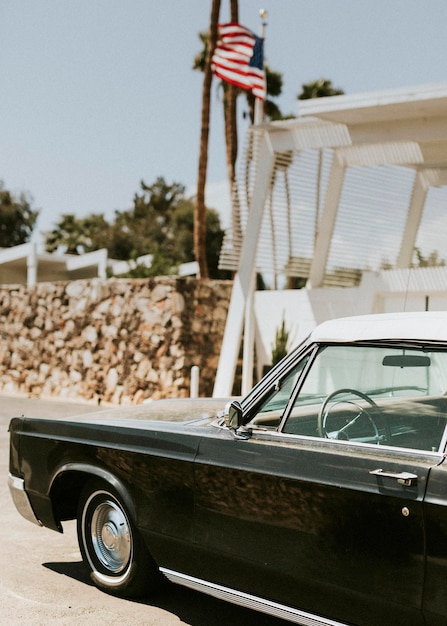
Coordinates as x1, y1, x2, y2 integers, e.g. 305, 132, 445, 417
0, 277, 233, 404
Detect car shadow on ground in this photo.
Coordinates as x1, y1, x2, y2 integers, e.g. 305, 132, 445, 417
43, 561, 286, 626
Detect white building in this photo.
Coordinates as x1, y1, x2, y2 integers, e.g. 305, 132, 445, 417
214, 82, 447, 395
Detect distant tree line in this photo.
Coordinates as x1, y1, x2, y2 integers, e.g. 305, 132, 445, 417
0, 180, 39, 247
44, 177, 227, 278
0, 177, 228, 279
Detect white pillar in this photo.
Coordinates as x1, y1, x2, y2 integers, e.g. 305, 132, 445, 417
213, 130, 275, 397
27, 243, 37, 287
190, 366, 199, 398
308, 151, 346, 288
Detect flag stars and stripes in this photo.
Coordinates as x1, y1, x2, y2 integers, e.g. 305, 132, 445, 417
211, 23, 266, 101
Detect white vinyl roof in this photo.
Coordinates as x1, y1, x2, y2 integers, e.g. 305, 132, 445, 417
310, 311, 447, 344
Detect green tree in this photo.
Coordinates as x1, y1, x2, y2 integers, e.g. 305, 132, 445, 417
271, 317, 290, 365
44, 177, 226, 278
0, 181, 39, 247
194, 0, 239, 222
193, 11, 288, 261
298, 79, 344, 100
44, 213, 110, 255
380, 248, 446, 270
112, 178, 226, 277
413, 247, 446, 268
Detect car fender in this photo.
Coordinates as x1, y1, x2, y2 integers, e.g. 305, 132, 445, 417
49, 462, 138, 528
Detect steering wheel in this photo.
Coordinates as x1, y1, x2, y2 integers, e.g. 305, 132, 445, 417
317, 388, 381, 443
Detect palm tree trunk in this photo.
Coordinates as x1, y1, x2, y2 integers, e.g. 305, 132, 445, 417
224, 0, 241, 245
195, 0, 220, 278
226, 0, 239, 186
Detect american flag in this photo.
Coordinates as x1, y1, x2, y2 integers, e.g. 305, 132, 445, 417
211, 23, 266, 101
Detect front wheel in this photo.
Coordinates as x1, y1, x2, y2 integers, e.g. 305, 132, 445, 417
77, 479, 159, 598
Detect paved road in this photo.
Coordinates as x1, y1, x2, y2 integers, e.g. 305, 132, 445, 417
1, 395, 284, 626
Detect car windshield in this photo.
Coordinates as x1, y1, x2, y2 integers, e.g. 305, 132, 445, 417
251, 344, 447, 453
295, 345, 446, 404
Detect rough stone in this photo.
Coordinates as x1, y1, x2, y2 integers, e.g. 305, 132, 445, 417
0, 277, 232, 403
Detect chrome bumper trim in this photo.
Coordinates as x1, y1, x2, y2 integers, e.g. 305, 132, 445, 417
160, 567, 347, 626
8, 473, 42, 526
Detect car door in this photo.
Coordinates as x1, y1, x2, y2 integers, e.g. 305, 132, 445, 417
194, 430, 434, 626
193, 344, 445, 626
421, 458, 447, 623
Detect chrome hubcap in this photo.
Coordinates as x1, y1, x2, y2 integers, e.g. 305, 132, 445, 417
91, 500, 131, 573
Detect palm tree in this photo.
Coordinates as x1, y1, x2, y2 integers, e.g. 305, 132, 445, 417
298, 79, 344, 100
195, 0, 221, 278
193, 0, 240, 250
225, 0, 239, 195
194, 15, 287, 262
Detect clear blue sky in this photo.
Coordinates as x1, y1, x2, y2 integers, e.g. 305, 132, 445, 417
2, 1, 446, 243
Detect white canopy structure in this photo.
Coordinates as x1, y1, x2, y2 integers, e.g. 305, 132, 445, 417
0, 244, 108, 286
0, 247, 198, 287
214, 82, 447, 397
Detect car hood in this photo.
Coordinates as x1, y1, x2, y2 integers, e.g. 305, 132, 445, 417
54, 397, 231, 426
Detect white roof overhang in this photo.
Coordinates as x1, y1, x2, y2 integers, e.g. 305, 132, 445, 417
298, 82, 447, 171
219, 82, 447, 289
0, 243, 108, 286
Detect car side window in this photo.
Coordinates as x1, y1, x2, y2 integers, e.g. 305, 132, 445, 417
249, 357, 309, 428
282, 344, 447, 452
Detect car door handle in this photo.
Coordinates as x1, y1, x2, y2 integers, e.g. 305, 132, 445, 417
369, 468, 418, 487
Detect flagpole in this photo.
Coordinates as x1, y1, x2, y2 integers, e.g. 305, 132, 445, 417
241, 9, 268, 395
253, 9, 267, 126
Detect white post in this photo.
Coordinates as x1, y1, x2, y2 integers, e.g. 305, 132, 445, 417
240, 9, 268, 393
241, 269, 256, 394
253, 9, 268, 127
213, 130, 275, 397
27, 242, 37, 288
190, 366, 199, 398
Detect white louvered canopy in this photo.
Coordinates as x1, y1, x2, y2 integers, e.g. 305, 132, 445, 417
218, 82, 447, 289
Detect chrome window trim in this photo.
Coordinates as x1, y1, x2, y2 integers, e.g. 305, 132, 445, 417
249, 428, 445, 459
243, 343, 317, 423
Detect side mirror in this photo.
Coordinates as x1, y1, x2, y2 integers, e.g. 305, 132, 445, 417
224, 400, 243, 430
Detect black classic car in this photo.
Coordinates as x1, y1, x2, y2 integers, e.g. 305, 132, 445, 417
9, 311, 447, 626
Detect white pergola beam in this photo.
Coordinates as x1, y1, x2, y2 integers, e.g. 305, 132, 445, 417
213, 130, 275, 397
266, 118, 351, 153
291, 119, 351, 151
420, 168, 447, 187
308, 142, 424, 287
308, 152, 346, 288
397, 167, 447, 268
397, 171, 428, 268
337, 141, 423, 168
213, 120, 352, 397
